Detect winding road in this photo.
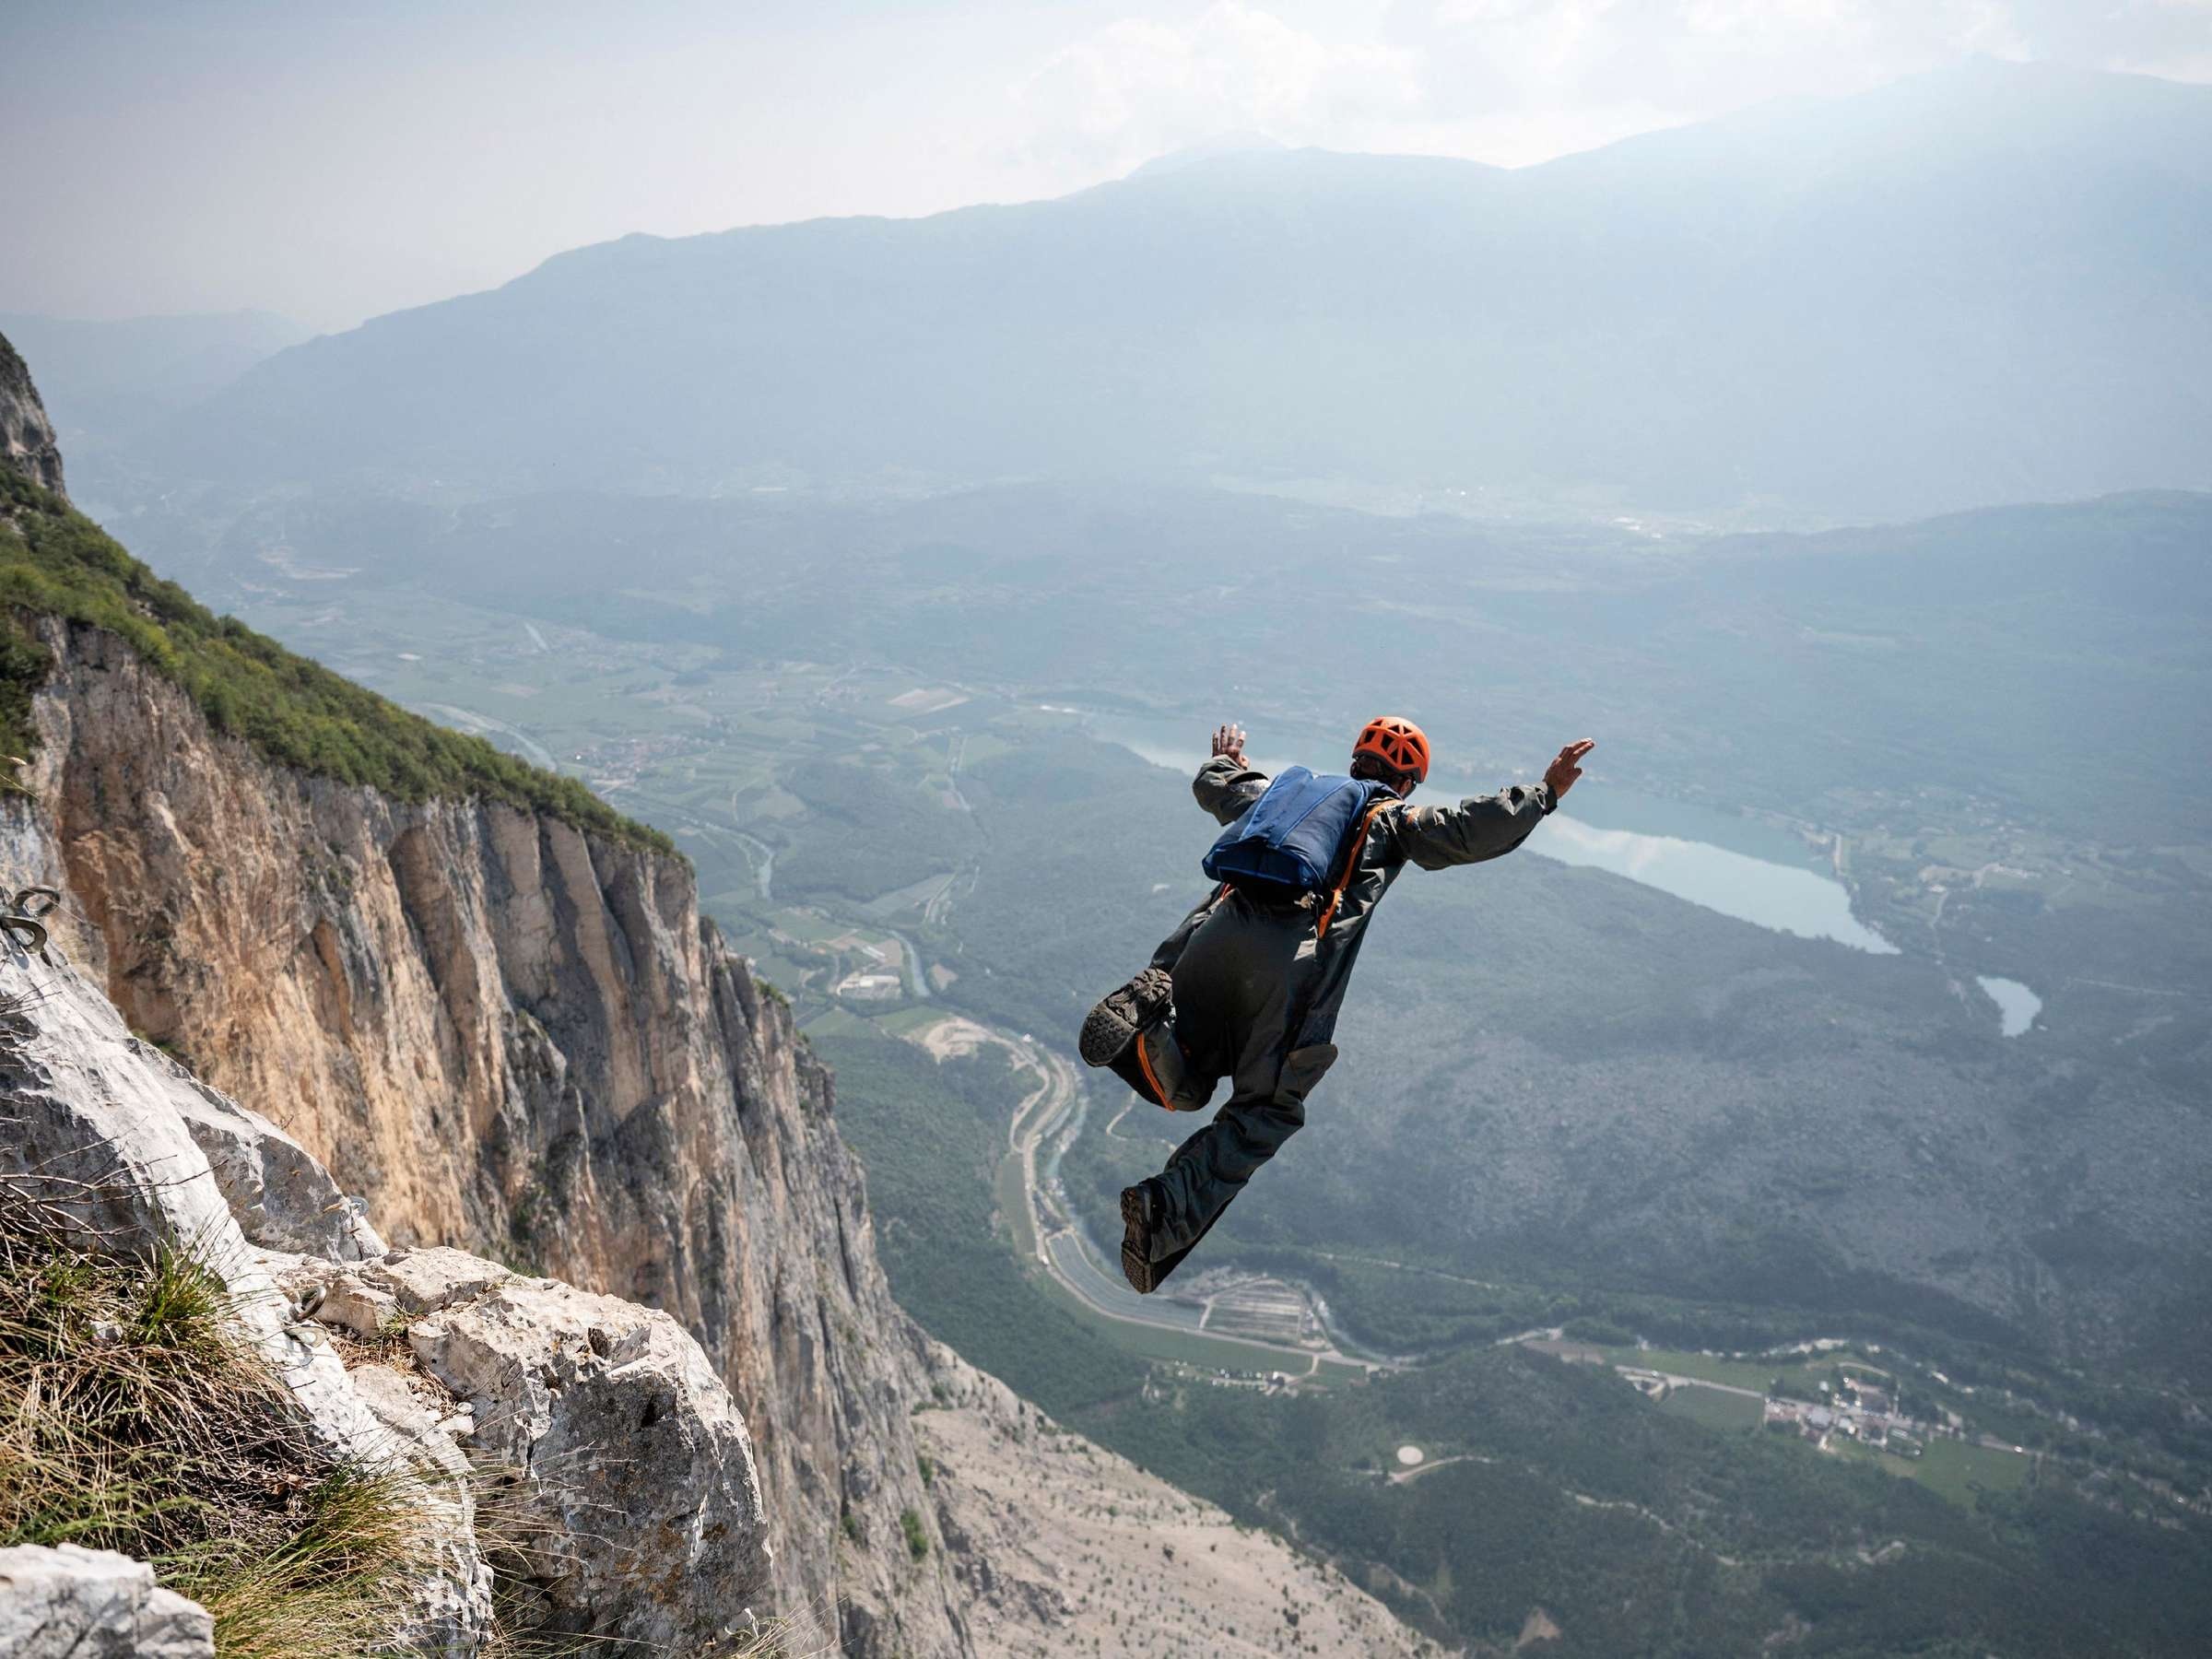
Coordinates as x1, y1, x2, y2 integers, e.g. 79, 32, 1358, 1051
942, 1016, 1380, 1373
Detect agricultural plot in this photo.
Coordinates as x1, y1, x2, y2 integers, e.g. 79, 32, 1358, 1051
1655, 1384, 1763, 1432
1830, 1433, 2033, 1506
1201, 1277, 1317, 1347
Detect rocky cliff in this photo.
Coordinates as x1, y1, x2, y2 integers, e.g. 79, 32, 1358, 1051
4, 618, 971, 1653
0, 337, 1426, 1654
0, 917, 1425, 1658
0, 925, 775, 1653
0, 336, 66, 500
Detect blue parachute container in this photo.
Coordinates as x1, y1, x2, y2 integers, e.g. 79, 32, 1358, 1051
1201, 767, 1394, 894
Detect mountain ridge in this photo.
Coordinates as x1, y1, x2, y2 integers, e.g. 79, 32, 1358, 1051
143, 58, 2212, 519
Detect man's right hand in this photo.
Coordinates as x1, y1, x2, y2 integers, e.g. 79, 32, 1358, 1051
1212, 723, 1248, 764
1544, 739, 1594, 801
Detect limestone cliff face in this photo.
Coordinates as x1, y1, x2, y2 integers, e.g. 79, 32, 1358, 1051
11, 618, 968, 1654
0, 334, 67, 500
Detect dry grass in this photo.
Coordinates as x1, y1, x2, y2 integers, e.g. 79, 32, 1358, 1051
698, 1606, 837, 1659
0, 1182, 441, 1654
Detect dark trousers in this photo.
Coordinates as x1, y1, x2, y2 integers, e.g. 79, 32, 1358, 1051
1127, 893, 1339, 1271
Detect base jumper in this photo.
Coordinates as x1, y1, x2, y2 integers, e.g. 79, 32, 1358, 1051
1079, 717, 1594, 1293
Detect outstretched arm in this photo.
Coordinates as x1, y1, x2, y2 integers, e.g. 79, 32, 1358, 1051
1193, 721, 1269, 826
1394, 740, 1594, 870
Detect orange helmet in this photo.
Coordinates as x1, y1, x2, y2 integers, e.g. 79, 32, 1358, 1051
1353, 716, 1430, 784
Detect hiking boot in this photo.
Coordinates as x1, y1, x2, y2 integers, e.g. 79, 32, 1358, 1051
1079, 968, 1173, 1068
1119, 1181, 1165, 1295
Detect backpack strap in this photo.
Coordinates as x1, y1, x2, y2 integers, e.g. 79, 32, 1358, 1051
1313, 794, 1401, 940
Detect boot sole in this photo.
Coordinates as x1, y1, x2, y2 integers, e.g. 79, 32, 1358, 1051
1080, 1003, 1139, 1068
1079, 970, 1171, 1068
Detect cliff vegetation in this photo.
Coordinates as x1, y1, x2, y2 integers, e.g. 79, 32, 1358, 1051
0, 466, 669, 853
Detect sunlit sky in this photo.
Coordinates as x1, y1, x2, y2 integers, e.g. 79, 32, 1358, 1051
6, 0, 2208, 330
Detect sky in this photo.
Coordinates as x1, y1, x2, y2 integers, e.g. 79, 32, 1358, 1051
4, 0, 2209, 331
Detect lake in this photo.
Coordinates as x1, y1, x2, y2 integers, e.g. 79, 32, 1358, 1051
1977, 976, 2042, 1037
1540, 813, 1900, 955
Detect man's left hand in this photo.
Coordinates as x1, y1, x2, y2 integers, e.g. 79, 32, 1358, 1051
1212, 723, 1248, 764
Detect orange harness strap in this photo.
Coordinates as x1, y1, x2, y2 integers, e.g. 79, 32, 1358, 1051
1313, 797, 1401, 941
1133, 1027, 1171, 1109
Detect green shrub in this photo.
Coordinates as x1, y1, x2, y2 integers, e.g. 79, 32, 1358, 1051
0, 469, 671, 853
899, 1506, 929, 1560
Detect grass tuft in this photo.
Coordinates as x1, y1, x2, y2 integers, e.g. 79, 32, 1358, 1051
0, 1182, 442, 1653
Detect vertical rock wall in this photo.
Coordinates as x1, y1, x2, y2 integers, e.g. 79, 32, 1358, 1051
7, 622, 968, 1653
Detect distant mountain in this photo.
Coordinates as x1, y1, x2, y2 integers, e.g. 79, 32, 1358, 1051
161, 59, 2211, 517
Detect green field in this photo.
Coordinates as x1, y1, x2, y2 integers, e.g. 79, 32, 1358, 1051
770, 908, 847, 945
875, 1005, 949, 1038
796, 1006, 875, 1039
1832, 1434, 2035, 1507
1656, 1383, 1764, 1431
992, 1151, 1036, 1262
1915, 1437, 2034, 1503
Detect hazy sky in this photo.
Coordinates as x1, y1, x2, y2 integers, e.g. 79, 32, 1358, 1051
6, 0, 2208, 331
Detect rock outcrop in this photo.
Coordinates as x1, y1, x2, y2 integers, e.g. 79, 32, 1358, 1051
0, 1545, 215, 1658
0, 930, 775, 1650
274, 1244, 779, 1648
0, 334, 66, 499
0, 938, 496, 1653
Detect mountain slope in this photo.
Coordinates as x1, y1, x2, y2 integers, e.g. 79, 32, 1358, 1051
159, 59, 2212, 517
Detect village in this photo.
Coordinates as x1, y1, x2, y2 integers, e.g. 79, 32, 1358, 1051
1752, 1371, 1924, 1456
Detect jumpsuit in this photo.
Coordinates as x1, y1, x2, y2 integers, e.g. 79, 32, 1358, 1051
1122, 754, 1558, 1281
